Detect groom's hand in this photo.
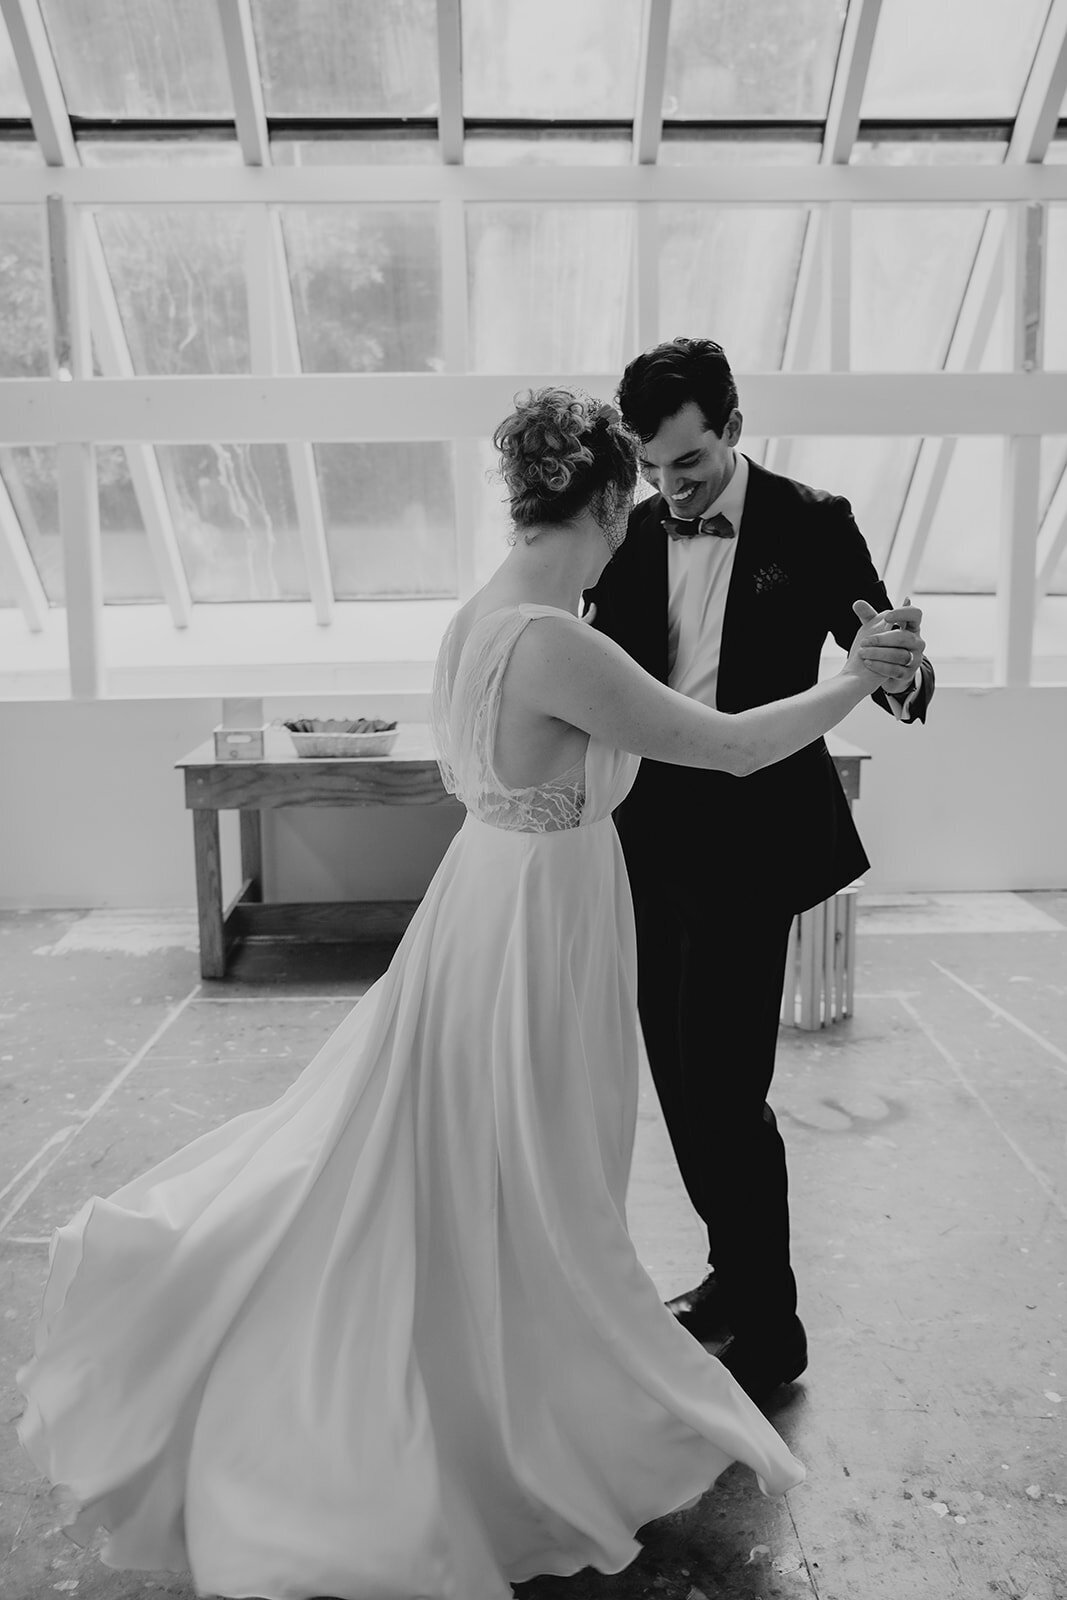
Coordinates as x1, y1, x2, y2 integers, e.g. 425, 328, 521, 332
852, 597, 925, 696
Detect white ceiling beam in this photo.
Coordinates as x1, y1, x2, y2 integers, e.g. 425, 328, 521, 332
0, 470, 48, 630
217, 0, 270, 166
768, 0, 880, 474
0, 0, 76, 164
4, 164, 1067, 205
1036, 464, 1067, 599
435, 0, 464, 165
634, 0, 673, 165
5, 371, 1067, 444
1009, 0, 1067, 163
822, 0, 883, 165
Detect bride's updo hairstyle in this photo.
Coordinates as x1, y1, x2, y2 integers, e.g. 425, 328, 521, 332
493, 387, 639, 538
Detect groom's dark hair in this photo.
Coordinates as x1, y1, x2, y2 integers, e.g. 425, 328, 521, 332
617, 337, 738, 442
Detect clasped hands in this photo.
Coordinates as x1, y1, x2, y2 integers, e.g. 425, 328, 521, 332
848, 597, 925, 696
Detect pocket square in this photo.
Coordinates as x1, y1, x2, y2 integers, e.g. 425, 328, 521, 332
753, 562, 790, 595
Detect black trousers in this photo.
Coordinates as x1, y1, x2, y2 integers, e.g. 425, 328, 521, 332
630, 872, 798, 1346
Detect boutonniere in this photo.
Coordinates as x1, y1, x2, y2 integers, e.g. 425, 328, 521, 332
752, 562, 790, 595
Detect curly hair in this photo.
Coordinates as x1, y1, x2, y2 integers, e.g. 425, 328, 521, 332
493, 387, 639, 531
617, 337, 739, 442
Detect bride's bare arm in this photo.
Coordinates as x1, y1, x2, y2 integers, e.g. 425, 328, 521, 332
510, 609, 921, 778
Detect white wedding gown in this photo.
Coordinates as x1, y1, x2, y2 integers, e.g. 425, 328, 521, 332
17, 602, 803, 1600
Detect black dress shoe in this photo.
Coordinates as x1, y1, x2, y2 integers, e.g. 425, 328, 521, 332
665, 1271, 730, 1342
716, 1316, 808, 1400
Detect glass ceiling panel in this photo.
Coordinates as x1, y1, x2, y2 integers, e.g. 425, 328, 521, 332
281, 208, 442, 373
0, 141, 43, 165
0, 447, 154, 605
0, 209, 49, 378
273, 135, 440, 165
79, 139, 242, 167
94, 210, 250, 375
1039, 438, 1067, 524
463, 0, 643, 118
39, 0, 233, 118
862, 0, 1050, 120
663, 0, 847, 119
658, 208, 808, 371
660, 131, 821, 164
0, 11, 30, 116
1047, 205, 1067, 370
852, 135, 1008, 166
467, 204, 633, 373
851, 206, 991, 371
314, 443, 456, 598
158, 444, 309, 602
465, 132, 631, 166
916, 437, 1000, 593
251, 0, 438, 118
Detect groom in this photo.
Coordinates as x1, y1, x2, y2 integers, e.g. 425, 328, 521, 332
583, 338, 934, 1399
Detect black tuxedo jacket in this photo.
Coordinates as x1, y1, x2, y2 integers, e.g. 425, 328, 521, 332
583, 459, 935, 913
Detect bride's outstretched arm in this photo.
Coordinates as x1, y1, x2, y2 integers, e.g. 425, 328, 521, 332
513, 603, 923, 778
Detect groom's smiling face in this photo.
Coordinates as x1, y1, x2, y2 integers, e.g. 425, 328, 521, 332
638, 400, 742, 523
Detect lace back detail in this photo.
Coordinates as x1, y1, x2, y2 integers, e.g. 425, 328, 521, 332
430, 608, 587, 834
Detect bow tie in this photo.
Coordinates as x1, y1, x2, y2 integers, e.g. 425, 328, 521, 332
661, 511, 735, 542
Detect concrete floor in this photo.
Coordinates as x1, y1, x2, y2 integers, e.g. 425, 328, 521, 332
1, 893, 1065, 1600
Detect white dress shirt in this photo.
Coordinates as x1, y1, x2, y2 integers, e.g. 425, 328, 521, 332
665, 450, 921, 718
666, 450, 748, 708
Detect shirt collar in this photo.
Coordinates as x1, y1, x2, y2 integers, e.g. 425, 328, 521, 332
705, 449, 749, 532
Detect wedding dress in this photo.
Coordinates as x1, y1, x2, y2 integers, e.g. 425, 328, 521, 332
17, 602, 803, 1600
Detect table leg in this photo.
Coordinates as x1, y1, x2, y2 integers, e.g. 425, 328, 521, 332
239, 808, 263, 903
192, 808, 227, 979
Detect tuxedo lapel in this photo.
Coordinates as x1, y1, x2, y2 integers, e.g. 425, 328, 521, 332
716, 460, 779, 711
613, 495, 670, 681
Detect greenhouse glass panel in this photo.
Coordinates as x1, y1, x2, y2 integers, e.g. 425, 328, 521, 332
1039, 439, 1067, 526
916, 437, 1001, 593
778, 439, 919, 575
850, 207, 991, 371
0, 209, 49, 378
314, 443, 456, 598
862, 0, 1050, 119
660, 132, 821, 164
251, 0, 438, 117
852, 135, 1008, 166
663, 0, 847, 119
157, 445, 309, 602
1045, 205, 1067, 371
467, 205, 632, 373
97, 446, 163, 603
79, 140, 243, 167
657, 208, 807, 372
94, 210, 250, 375
0, 14, 30, 117
465, 132, 631, 166
281, 208, 442, 373
39, 0, 232, 118
463, 0, 643, 118
0, 447, 59, 601
273, 136, 440, 165
0, 143, 43, 165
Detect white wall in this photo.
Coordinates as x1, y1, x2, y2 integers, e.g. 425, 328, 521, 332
1, 687, 1064, 909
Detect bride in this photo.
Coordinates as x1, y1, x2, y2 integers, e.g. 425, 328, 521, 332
18, 388, 920, 1600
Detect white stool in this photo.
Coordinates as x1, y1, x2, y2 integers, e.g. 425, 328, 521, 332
780, 881, 861, 1030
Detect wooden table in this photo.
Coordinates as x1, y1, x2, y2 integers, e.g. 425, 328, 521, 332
178, 728, 869, 981
177, 725, 462, 979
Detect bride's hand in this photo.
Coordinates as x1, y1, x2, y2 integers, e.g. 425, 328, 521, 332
843, 598, 925, 691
